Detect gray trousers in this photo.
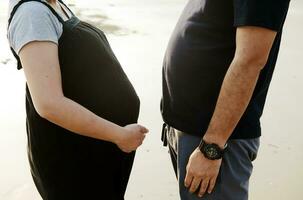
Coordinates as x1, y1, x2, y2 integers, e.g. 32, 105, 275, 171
166, 126, 260, 200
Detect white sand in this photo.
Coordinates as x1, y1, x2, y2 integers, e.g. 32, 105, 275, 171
0, 0, 302, 199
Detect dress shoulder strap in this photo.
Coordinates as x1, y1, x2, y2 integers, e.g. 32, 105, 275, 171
8, 0, 65, 26
58, 0, 75, 17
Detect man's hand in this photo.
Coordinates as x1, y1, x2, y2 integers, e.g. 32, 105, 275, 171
185, 148, 222, 197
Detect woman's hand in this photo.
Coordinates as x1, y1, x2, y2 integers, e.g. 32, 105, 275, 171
115, 124, 149, 153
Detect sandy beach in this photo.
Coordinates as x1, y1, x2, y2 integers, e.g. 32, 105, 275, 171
0, 0, 302, 199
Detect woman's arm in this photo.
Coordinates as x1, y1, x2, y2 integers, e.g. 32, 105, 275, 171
19, 41, 148, 153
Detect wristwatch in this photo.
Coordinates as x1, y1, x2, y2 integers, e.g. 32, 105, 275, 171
198, 140, 227, 160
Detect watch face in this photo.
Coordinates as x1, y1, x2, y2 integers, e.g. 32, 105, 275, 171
206, 145, 219, 158
199, 141, 224, 160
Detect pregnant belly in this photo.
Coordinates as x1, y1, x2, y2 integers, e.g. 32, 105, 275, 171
61, 66, 140, 126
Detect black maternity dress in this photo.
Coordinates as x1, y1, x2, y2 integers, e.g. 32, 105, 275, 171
8, 0, 140, 199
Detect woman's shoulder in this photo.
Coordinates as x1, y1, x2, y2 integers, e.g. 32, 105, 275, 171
10, 0, 55, 19
8, 0, 63, 55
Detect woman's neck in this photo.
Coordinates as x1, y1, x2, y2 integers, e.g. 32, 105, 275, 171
47, 0, 57, 4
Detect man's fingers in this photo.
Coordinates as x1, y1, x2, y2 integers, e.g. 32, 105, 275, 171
189, 177, 202, 193
184, 171, 193, 188
208, 177, 217, 194
198, 179, 210, 197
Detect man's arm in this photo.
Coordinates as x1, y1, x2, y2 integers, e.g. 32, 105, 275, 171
203, 26, 277, 146
184, 26, 277, 197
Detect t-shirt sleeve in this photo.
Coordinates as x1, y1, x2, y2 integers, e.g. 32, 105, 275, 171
233, 0, 291, 31
8, 2, 63, 55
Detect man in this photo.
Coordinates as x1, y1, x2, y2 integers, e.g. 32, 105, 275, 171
161, 0, 290, 199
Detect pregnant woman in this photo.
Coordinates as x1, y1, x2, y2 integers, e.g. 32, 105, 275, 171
7, 0, 148, 199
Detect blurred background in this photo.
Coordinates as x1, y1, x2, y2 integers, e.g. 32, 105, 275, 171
0, 0, 302, 199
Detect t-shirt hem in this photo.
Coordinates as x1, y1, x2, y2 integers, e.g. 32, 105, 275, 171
234, 18, 281, 32
16, 39, 59, 55
162, 115, 262, 140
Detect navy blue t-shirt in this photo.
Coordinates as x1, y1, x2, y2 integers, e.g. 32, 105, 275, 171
161, 0, 290, 139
